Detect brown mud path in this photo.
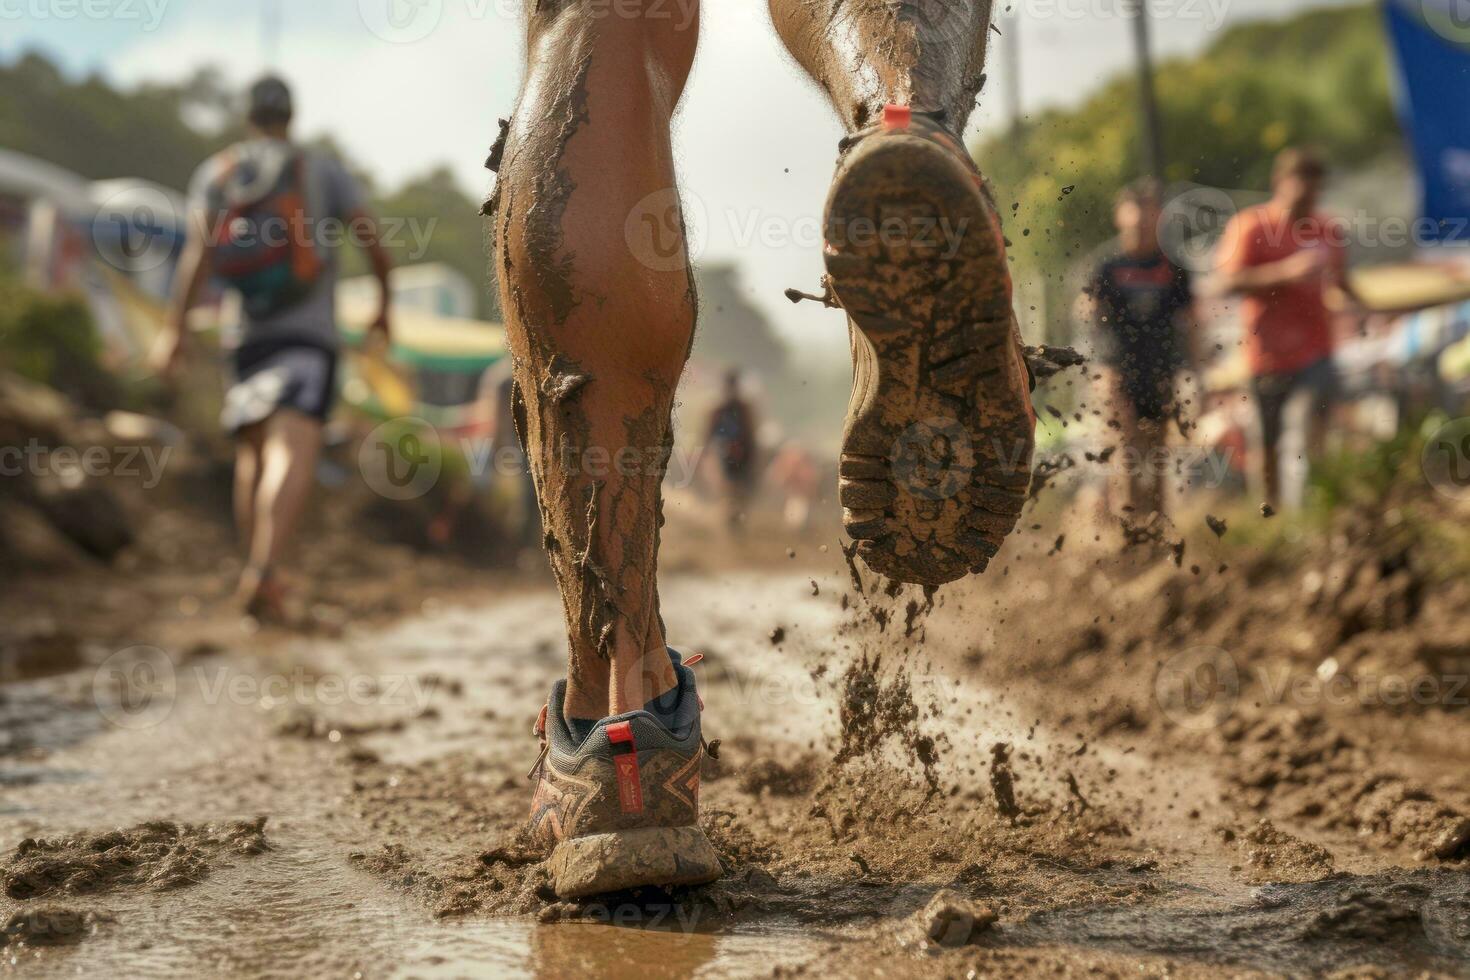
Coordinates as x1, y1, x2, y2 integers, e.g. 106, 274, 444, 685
3, 514, 1469, 977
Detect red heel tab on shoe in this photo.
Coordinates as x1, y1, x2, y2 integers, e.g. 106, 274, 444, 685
534, 703, 548, 738
882, 104, 912, 131
683, 652, 704, 667
606, 721, 644, 814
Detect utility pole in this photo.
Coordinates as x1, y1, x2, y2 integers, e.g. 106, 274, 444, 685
262, 0, 283, 69
1130, 0, 1166, 178
1003, 7, 1023, 137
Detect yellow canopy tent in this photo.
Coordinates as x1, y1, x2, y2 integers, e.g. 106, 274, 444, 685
335, 291, 508, 425
1350, 260, 1470, 315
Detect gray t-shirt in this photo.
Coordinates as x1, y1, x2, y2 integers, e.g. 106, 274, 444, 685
189, 139, 365, 350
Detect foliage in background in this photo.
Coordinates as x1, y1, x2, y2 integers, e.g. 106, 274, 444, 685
0, 52, 498, 318
1208, 413, 1470, 585
0, 54, 231, 190
0, 273, 120, 409
976, 4, 1400, 345
1308, 424, 1423, 515
344, 165, 500, 318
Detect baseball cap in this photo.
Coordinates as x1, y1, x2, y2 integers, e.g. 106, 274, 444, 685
248, 75, 294, 124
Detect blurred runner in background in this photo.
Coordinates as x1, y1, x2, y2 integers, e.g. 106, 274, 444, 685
1085, 179, 1198, 519
704, 369, 760, 533
1217, 147, 1360, 509
767, 439, 820, 532
157, 75, 394, 619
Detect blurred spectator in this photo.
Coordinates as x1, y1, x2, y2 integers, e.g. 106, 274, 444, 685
1083, 179, 1198, 518
1216, 147, 1362, 508
767, 439, 820, 532
704, 369, 760, 533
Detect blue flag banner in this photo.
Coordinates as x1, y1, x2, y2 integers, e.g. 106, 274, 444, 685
1384, 0, 1470, 244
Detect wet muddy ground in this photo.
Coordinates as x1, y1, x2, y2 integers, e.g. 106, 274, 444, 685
3, 504, 1469, 977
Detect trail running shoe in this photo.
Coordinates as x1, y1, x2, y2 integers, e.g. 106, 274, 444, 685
825, 104, 1036, 586
528, 651, 721, 898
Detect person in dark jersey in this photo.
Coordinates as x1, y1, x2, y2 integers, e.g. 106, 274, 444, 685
1087, 179, 1198, 519
704, 369, 760, 533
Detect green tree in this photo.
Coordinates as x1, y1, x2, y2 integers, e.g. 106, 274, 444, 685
0, 51, 497, 318
371, 166, 499, 319
0, 53, 223, 189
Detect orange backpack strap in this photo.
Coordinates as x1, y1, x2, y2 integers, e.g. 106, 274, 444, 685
285, 153, 324, 281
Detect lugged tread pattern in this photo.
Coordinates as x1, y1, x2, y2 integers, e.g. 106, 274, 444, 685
825, 120, 1036, 586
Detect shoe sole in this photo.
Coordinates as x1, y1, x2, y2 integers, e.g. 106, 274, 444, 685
824, 131, 1034, 586
547, 825, 722, 899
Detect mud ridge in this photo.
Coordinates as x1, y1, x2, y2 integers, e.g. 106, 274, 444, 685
4, 817, 269, 900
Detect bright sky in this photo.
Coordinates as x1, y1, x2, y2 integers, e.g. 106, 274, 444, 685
3, 0, 1363, 353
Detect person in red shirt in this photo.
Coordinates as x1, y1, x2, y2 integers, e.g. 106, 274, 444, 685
1217, 147, 1359, 507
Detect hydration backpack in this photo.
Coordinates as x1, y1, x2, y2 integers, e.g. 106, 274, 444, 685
209, 151, 324, 319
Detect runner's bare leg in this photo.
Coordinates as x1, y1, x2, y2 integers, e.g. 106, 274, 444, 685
491, 2, 699, 721
1132, 416, 1167, 519
238, 411, 322, 606
768, 0, 993, 132
234, 423, 265, 555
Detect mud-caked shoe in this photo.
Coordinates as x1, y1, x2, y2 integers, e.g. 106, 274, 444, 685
824, 104, 1036, 587
528, 651, 721, 898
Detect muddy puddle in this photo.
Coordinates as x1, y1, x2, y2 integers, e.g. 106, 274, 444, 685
4, 565, 1469, 977
1, 829, 823, 977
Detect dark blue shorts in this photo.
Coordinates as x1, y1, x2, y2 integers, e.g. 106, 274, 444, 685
1120, 366, 1179, 423
222, 340, 338, 435
1251, 357, 1339, 451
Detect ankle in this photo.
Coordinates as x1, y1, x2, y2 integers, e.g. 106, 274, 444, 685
608, 645, 677, 716
562, 681, 609, 724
